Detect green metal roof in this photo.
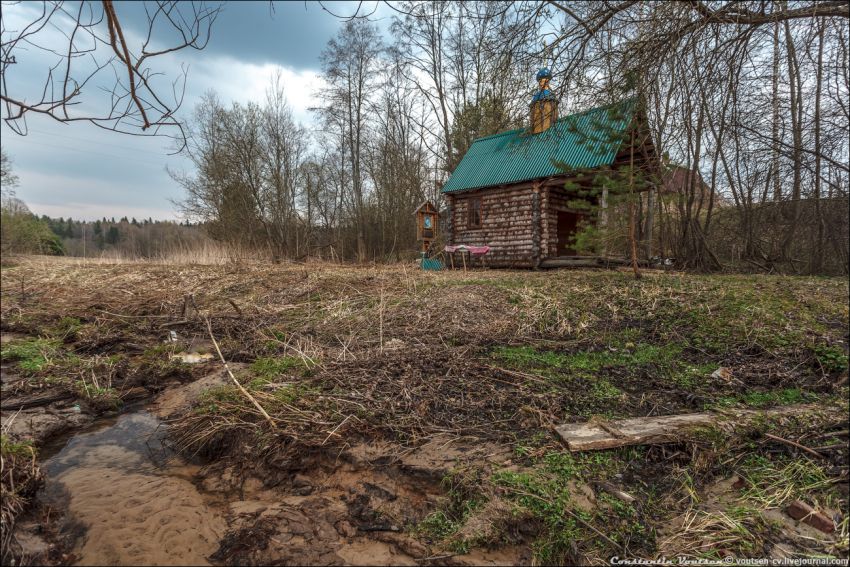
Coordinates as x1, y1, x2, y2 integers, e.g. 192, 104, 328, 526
441, 99, 635, 194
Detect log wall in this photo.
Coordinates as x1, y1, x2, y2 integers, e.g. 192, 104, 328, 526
445, 194, 455, 245
449, 183, 538, 268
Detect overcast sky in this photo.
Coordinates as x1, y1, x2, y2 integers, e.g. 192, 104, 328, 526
1, 1, 390, 221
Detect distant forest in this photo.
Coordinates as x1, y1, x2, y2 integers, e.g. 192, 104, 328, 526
0, 194, 210, 260
40, 215, 207, 258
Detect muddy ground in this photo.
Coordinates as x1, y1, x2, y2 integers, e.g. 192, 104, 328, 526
1, 256, 848, 565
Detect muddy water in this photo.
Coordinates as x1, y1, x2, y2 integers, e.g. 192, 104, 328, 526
41, 411, 226, 566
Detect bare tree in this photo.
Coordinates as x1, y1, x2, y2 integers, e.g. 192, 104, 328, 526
1, 1, 221, 146
0, 148, 19, 195
317, 20, 383, 262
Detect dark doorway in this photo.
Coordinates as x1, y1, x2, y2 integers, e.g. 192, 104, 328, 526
556, 211, 584, 256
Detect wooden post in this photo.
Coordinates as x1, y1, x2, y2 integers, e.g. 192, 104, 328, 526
644, 188, 655, 261
599, 185, 609, 258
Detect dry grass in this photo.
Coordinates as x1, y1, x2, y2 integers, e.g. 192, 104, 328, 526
659, 507, 775, 558
0, 426, 41, 565
25, 241, 276, 266
1, 255, 847, 564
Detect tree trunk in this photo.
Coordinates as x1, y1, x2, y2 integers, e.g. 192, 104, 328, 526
779, 19, 804, 264
811, 21, 825, 274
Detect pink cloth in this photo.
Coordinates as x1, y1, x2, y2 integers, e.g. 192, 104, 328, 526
444, 245, 491, 256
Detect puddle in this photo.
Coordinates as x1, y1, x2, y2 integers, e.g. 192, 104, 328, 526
166, 336, 215, 364
25, 376, 523, 565
171, 352, 215, 364
41, 411, 226, 566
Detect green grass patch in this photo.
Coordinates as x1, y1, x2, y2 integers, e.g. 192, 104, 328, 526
491, 467, 586, 564
143, 344, 177, 357
737, 454, 836, 509
250, 356, 313, 380
1, 337, 63, 372
49, 316, 83, 340
591, 379, 622, 400
195, 381, 318, 416
0, 434, 36, 459
709, 388, 817, 409
488, 449, 634, 563
491, 345, 565, 368
197, 385, 244, 409
672, 363, 716, 388
813, 344, 849, 374
74, 380, 122, 411
271, 382, 318, 403
417, 509, 463, 541
493, 343, 683, 375
415, 468, 489, 551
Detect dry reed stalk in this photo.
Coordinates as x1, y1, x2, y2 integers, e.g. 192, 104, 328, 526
1, 414, 41, 565
321, 414, 357, 445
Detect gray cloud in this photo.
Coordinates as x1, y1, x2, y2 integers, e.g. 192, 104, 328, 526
113, 1, 356, 69
1, 0, 390, 221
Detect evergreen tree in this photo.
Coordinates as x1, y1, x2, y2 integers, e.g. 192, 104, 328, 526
106, 225, 120, 245
554, 99, 656, 278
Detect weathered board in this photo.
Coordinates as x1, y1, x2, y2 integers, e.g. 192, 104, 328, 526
555, 413, 716, 451
555, 404, 835, 452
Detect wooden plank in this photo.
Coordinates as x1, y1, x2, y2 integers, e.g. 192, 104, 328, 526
556, 413, 715, 451
555, 404, 835, 452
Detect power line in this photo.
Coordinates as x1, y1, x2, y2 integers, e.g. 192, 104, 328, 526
8, 136, 170, 169
26, 127, 179, 158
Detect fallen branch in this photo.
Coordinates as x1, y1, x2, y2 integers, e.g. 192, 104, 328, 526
200, 308, 276, 431
0, 391, 74, 411
811, 443, 846, 452
763, 433, 825, 460
227, 299, 243, 317
807, 429, 849, 440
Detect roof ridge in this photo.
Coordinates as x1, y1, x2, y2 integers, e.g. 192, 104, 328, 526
469, 97, 635, 146
473, 126, 524, 142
